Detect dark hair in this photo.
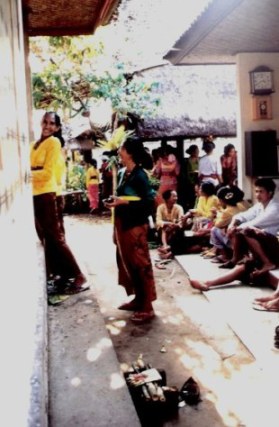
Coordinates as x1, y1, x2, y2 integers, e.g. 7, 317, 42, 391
200, 181, 216, 196
229, 185, 244, 203
89, 158, 97, 168
217, 185, 242, 206
122, 137, 153, 170
202, 141, 215, 153
186, 144, 198, 156
162, 189, 172, 201
224, 143, 235, 156
254, 178, 276, 195
44, 111, 65, 147
160, 142, 175, 157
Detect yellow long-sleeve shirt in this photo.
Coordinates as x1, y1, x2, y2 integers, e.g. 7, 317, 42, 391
156, 203, 184, 229
194, 195, 219, 219
30, 136, 61, 196
86, 166, 100, 188
55, 151, 67, 196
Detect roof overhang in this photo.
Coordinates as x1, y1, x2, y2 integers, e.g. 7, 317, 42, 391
164, 0, 279, 65
22, 0, 121, 36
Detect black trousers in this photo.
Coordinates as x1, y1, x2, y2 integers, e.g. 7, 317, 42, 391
33, 192, 82, 280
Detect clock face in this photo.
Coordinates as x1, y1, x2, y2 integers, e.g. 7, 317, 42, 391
252, 71, 273, 92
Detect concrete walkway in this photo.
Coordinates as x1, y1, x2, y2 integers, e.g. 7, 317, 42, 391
48, 215, 140, 426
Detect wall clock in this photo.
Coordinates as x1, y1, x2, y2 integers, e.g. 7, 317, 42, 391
249, 66, 274, 95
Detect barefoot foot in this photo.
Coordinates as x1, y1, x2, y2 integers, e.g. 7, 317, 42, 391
251, 263, 276, 279
190, 280, 209, 291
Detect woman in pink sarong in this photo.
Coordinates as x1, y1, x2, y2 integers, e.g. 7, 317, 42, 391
152, 144, 180, 205
86, 158, 100, 213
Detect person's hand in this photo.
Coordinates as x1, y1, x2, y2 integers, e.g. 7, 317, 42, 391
169, 222, 179, 229
210, 207, 218, 214
227, 226, 237, 238
103, 196, 128, 208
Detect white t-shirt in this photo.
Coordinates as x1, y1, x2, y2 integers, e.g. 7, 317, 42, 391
199, 154, 222, 185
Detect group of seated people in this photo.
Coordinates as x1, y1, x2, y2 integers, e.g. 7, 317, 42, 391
155, 180, 248, 259
154, 177, 279, 312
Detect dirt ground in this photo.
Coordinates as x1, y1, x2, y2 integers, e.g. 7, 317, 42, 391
49, 213, 271, 427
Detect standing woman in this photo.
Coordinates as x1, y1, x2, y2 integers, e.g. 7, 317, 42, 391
86, 158, 100, 213
30, 112, 88, 294
104, 138, 156, 323
199, 137, 222, 186
184, 144, 200, 209
152, 143, 180, 205
220, 143, 237, 185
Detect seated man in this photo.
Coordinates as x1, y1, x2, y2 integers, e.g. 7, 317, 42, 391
156, 189, 184, 258
190, 178, 279, 291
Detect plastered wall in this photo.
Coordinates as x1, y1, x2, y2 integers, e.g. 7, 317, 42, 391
0, 1, 47, 426
236, 52, 279, 199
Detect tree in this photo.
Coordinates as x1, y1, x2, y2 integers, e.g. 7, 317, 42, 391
30, 36, 160, 122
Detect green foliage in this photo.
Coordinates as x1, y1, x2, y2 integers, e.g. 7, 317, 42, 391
66, 163, 87, 200
148, 174, 160, 190
30, 36, 160, 120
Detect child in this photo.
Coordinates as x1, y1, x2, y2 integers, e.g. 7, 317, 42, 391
86, 158, 100, 213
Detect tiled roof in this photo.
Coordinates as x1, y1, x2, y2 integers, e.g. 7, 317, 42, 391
164, 0, 279, 64
22, 0, 121, 36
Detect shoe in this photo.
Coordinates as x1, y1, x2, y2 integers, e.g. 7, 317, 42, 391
218, 260, 235, 269
130, 310, 155, 324
47, 277, 68, 295
63, 282, 90, 295
180, 377, 201, 405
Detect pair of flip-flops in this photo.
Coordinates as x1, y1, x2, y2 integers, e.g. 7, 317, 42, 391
252, 302, 279, 312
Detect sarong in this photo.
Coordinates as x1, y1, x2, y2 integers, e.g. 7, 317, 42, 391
114, 218, 157, 304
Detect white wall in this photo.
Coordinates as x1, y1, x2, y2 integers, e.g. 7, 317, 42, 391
0, 1, 47, 426
236, 53, 279, 199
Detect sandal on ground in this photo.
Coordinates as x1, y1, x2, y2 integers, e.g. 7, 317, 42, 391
155, 259, 172, 270
130, 310, 155, 323
48, 294, 70, 305
252, 303, 279, 312
118, 300, 139, 311
202, 250, 216, 259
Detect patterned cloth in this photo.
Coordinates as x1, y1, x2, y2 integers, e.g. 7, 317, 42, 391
114, 219, 157, 304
